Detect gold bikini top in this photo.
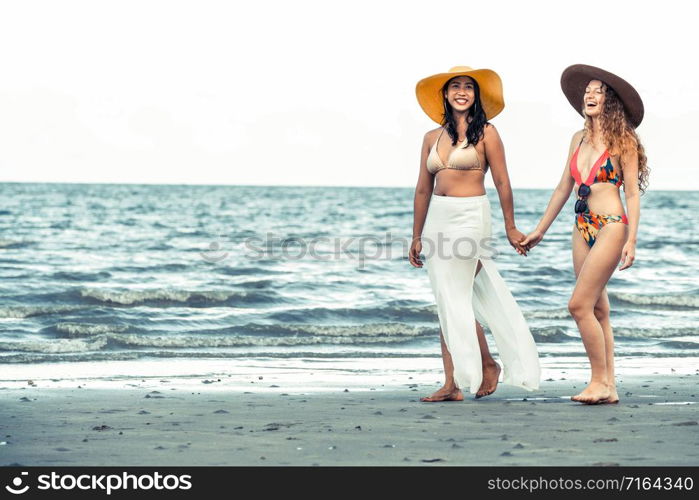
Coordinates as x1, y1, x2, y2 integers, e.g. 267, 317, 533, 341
426, 127, 486, 174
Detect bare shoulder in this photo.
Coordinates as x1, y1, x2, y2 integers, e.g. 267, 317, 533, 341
424, 126, 442, 140
620, 144, 640, 165
571, 128, 584, 145
482, 122, 501, 146
423, 126, 443, 146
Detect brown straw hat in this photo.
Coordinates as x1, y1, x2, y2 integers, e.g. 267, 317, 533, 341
560, 64, 644, 128
415, 65, 504, 124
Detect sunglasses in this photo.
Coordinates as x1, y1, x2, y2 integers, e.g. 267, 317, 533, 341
574, 183, 591, 214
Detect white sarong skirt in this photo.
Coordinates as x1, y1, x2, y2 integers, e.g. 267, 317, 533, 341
421, 193, 540, 394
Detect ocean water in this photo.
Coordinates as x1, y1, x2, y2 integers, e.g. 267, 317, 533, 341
0, 183, 697, 365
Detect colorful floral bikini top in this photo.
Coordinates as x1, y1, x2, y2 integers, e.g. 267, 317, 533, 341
569, 138, 623, 187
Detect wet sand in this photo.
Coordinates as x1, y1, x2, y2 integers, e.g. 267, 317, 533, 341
1, 361, 697, 466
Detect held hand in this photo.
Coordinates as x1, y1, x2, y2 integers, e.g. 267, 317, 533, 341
506, 227, 528, 257
520, 229, 544, 251
409, 237, 423, 268
619, 241, 636, 270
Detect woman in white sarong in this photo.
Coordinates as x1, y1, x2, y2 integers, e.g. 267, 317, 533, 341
409, 66, 540, 400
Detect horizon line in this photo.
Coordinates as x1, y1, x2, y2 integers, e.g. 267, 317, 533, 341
0, 181, 693, 192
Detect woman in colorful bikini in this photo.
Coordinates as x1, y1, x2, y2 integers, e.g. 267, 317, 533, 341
521, 64, 649, 404
409, 66, 540, 402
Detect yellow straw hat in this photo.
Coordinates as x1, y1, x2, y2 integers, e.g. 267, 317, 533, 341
415, 65, 505, 124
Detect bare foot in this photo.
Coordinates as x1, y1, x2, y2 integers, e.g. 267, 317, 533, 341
602, 386, 620, 404
420, 386, 464, 402
475, 363, 501, 399
571, 381, 611, 405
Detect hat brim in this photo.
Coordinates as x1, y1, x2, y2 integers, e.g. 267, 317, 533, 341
560, 64, 644, 128
415, 68, 504, 124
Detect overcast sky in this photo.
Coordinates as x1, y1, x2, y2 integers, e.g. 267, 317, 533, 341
0, 0, 696, 190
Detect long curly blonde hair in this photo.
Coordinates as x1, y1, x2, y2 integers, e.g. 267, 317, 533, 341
583, 83, 649, 194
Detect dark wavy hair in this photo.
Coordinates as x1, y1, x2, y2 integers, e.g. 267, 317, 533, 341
440, 76, 489, 147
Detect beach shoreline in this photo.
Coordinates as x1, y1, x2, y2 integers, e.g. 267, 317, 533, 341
1, 357, 697, 466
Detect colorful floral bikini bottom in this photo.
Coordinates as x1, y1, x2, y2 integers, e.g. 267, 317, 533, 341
575, 210, 629, 248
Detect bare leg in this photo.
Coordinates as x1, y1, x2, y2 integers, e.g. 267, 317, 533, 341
419, 329, 465, 401
570, 226, 590, 402
475, 260, 501, 397
594, 289, 619, 403
569, 223, 627, 404
475, 320, 501, 398
421, 260, 488, 402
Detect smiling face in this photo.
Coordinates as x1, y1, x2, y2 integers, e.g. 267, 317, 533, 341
583, 79, 606, 118
443, 76, 476, 112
